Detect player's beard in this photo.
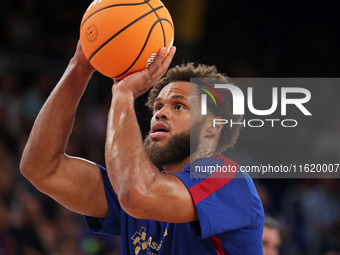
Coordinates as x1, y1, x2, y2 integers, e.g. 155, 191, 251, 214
144, 122, 202, 166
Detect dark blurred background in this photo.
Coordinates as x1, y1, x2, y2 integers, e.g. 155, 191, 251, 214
1, 0, 340, 254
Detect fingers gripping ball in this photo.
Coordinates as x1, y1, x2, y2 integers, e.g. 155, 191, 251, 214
80, 0, 174, 79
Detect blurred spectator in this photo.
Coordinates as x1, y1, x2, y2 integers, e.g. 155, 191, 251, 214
301, 179, 340, 255
0, 73, 22, 137
263, 216, 282, 255
0, 199, 16, 255
21, 73, 56, 127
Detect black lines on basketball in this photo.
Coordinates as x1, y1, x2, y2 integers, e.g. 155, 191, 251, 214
80, 0, 174, 79
111, 18, 172, 79
146, 2, 166, 47
89, 5, 164, 61
81, 1, 150, 28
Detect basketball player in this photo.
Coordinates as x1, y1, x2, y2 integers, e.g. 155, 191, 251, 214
20, 41, 264, 254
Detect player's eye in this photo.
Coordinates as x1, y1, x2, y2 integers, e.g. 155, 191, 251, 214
154, 104, 163, 111
175, 104, 184, 110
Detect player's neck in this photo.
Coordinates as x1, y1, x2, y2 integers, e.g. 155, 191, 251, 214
162, 149, 216, 174
162, 157, 191, 174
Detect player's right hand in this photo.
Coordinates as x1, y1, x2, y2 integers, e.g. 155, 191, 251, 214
72, 40, 96, 75
112, 46, 176, 99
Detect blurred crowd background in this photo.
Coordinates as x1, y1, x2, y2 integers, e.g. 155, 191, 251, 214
1, 0, 340, 254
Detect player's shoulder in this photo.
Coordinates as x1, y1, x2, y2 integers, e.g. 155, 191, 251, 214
185, 154, 241, 178
182, 154, 260, 199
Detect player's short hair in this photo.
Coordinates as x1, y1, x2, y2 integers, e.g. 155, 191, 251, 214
146, 62, 243, 153
264, 215, 280, 230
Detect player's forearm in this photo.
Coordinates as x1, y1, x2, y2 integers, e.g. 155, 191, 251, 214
105, 88, 158, 203
105, 88, 197, 222
20, 58, 94, 180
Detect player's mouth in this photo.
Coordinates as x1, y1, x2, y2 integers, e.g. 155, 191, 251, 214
150, 121, 170, 139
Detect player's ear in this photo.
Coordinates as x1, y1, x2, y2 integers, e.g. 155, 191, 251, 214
206, 116, 223, 136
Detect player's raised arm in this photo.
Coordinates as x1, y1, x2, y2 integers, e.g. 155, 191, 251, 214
20, 41, 108, 218
104, 46, 200, 223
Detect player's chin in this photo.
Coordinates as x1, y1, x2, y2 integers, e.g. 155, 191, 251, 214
144, 134, 169, 152
149, 137, 168, 145
150, 137, 172, 149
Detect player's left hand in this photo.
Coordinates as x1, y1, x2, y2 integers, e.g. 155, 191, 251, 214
112, 46, 176, 99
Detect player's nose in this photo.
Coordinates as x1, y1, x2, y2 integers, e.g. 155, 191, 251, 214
155, 105, 171, 120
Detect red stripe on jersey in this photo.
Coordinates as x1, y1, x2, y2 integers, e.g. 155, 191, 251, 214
209, 236, 225, 255
189, 155, 238, 205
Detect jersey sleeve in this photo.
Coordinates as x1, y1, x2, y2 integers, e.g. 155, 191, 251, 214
173, 156, 254, 239
84, 164, 121, 236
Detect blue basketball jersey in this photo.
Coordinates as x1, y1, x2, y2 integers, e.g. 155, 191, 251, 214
85, 155, 264, 254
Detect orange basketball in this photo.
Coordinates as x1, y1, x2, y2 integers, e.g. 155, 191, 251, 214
80, 0, 174, 80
